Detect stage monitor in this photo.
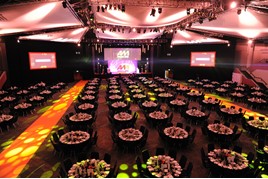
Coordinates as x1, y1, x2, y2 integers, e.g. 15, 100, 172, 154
104, 48, 141, 60
29, 52, 57, 70
190, 52, 216, 67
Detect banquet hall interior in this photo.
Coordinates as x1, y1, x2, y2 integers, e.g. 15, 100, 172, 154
0, 0, 268, 178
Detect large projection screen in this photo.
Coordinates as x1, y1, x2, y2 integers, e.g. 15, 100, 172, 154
190, 52, 216, 67
104, 48, 141, 74
29, 52, 57, 70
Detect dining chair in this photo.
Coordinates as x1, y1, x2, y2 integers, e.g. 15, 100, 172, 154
201, 126, 208, 136
182, 162, 193, 177
233, 145, 242, 154
188, 129, 197, 144
62, 158, 73, 173
185, 125, 191, 133
104, 153, 111, 164
259, 116, 265, 121
92, 130, 98, 144
213, 120, 220, 124
207, 143, 215, 152
90, 151, 99, 159
200, 147, 210, 168
50, 136, 62, 157
179, 155, 187, 169
220, 143, 230, 149
135, 156, 150, 177
176, 122, 183, 128
223, 121, 230, 127
52, 132, 60, 143
57, 128, 65, 137
155, 147, 165, 155
168, 149, 177, 160
247, 152, 255, 164
139, 125, 146, 134
232, 125, 238, 134
142, 149, 150, 163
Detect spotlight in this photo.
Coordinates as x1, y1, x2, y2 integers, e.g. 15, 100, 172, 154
158, 8, 162, 14
97, 6, 100, 12
237, 8, 242, 15
150, 8, 156, 16
62, 1, 67, 8
101, 6, 105, 12
89, 14, 94, 21
187, 22, 192, 28
230, 1, 237, 9
186, 8, 190, 15
122, 4, 125, 12
199, 18, 203, 24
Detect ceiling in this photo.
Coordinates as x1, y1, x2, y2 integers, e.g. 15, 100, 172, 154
0, 0, 268, 45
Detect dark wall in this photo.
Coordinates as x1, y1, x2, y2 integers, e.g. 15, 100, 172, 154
5, 37, 94, 86
153, 43, 236, 81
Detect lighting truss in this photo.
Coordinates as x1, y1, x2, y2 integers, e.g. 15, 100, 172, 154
88, 0, 213, 8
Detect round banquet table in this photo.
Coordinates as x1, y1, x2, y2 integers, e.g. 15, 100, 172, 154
141, 101, 158, 112
108, 94, 123, 102
86, 86, 97, 90
247, 119, 268, 135
132, 93, 147, 102
163, 126, 189, 146
13, 102, 33, 115
207, 123, 234, 142
148, 111, 168, 127
59, 130, 90, 152
0, 114, 14, 131
220, 107, 240, 120
208, 148, 249, 177
158, 93, 173, 102
118, 128, 143, 148
114, 112, 132, 121
169, 99, 187, 111
80, 95, 96, 103
78, 103, 95, 111
68, 159, 110, 178
69, 113, 92, 121
146, 155, 183, 178
1, 96, 17, 107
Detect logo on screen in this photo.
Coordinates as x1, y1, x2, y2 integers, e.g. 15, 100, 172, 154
117, 50, 129, 58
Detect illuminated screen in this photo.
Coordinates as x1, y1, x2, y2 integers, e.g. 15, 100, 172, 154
108, 60, 137, 74
104, 48, 141, 60
29, 52, 57, 70
190, 52, 216, 67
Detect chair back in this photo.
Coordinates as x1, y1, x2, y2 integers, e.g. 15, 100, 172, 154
90, 151, 99, 159
142, 149, 150, 163
179, 155, 187, 168
155, 147, 165, 155
208, 143, 215, 152
104, 153, 111, 164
